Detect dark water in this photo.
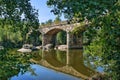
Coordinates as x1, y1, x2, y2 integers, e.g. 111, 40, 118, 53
0, 49, 103, 80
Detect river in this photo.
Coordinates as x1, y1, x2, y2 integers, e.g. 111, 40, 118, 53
0, 49, 103, 80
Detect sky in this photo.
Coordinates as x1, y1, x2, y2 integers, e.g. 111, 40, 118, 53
30, 0, 65, 23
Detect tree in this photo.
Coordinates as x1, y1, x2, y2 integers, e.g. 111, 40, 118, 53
54, 16, 61, 24
45, 19, 53, 26
47, 0, 118, 20
0, 0, 39, 45
27, 30, 41, 46
47, 0, 120, 79
56, 31, 66, 45
47, 19, 53, 24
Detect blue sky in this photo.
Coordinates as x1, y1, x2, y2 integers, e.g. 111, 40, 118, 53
30, 0, 65, 23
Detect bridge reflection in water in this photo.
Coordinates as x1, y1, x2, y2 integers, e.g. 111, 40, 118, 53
31, 49, 95, 79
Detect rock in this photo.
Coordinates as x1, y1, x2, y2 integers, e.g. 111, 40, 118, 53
17, 44, 37, 52
22, 44, 33, 49
17, 48, 32, 53
57, 45, 67, 51
44, 44, 53, 50
36, 46, 42, 49
22, 44, 38, 50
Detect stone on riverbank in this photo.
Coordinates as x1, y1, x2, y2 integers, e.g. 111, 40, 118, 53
17, 48, 32, 53
44, 44, 53, 50
57, 45, 67, 51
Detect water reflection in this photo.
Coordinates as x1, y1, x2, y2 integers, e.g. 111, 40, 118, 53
0, 49, 32, 79
31, 49, 95, 79
0, 49, 96, 80
11, 64, 80, 80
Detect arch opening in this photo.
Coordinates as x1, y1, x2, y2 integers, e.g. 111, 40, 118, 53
44, 28, 67, 47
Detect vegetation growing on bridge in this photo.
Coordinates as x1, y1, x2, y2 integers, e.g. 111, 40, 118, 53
40, 16, 62, 27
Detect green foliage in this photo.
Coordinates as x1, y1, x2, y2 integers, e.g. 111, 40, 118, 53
27, 30, 41, 45
41, 22, 45, 26
84, 8, 120, 80
54, 16, 61, 24
0, 0, 39, 45
72, 22, 87, 36
56, 31, 66, 45
47, 0, 120, 79
40, 19, 53, 27
0, 0, 39, 28
85, 13, 120, 80
0, 49, 32, 79
40, 16, 62, 27
47, 0, 118, 20
47, 19, 53, 25
0, 25, 23, 48
45, 19, 53, 26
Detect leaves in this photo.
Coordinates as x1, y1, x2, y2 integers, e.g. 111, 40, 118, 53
47, 0, 118, 20
56, 31, 66, 44
47, 0, 120, 79
0, 0, 39, 45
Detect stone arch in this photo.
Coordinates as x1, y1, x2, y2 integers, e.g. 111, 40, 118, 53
40, 23, 83, 49
43, 28, 67, 47
40, 23, 75, 34
45, 28, 66, 35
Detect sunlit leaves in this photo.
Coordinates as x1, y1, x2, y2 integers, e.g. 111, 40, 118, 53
47, 0, 120, 79
0, 0, 39, 45
47, 0, 118, 20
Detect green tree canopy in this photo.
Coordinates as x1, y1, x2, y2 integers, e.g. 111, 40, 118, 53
56, 31, 66, 45
0, 0, 39, 45
0, 0, 39, 28
47, 0, 120, 79
54, 16, 61, 24
47, 0, 119, 20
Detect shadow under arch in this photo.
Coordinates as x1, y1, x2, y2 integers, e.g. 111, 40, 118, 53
44, 28, 67, 47
45, 28, 66, 35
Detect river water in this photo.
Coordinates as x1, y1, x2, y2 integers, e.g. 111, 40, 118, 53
0, 49, 103, 80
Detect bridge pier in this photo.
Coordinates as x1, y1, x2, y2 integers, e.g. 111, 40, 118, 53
42, 33, 45, 50
67, 31, 70, 49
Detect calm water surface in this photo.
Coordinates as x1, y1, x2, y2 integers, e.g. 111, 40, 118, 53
0, 49, 102, 80
11, 64, 80, 80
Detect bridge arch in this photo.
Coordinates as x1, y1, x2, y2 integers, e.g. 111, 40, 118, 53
40, 23, 83, 49
45, 28, 66, 35
42, 28, 67, 47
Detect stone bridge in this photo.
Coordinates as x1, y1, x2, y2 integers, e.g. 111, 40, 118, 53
39, 22, 85, 49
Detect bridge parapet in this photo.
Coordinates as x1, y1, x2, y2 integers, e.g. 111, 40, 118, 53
40, 21, 68, 28
39, 22, 81, 34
